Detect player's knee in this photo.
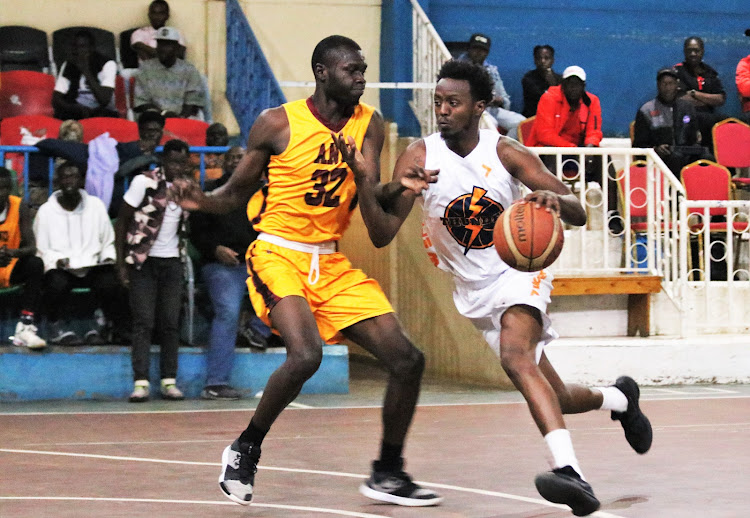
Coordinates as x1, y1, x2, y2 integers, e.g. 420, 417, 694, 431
287, 347, 323, 381
390, 346, 425, 383
499, 346, 535, 380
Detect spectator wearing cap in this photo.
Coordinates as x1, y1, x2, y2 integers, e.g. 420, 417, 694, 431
130, 0, 186, 65
527, 66, 622, 231
52, 29, 119, 120
736, 29, 750, 115
633, 68, 711, 178
458, 33, 525, 138
521, 45, 562, 118
133, 26, 204, 120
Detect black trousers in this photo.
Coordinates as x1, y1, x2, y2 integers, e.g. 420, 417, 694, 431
129, 257, 184, 382
44, 265, 128, 324
8, 255, 44, 315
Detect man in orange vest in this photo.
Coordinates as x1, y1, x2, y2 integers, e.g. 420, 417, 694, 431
0, 167, 46, 348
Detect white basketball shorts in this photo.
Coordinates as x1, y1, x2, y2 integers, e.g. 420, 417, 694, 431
452, 267, 558, 363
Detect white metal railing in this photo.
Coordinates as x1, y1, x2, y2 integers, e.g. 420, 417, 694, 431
679, 199, 750, 335
529, 147, 684, 297
409, 0, 496, 135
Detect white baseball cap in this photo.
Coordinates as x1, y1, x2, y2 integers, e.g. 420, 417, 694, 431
562, 65, 586, 81
155, 26, 181, 42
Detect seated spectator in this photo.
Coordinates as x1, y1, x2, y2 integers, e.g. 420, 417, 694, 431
191, 146, 271, 400
521, 45, 562, 118
192, 122, 229, 185
674, 36, 726, 150
130, 0, 186, 65
35, 110, 166, 217
115, 139, 191, 403
52, 29, 119, 120
458, 33, 525, 139
633, 68, 712, 178
33, 162, 129, 344
0, 167, 46, 349
527, 66, 620, 231
736, 29, 750, 117
133, 27, 204, 120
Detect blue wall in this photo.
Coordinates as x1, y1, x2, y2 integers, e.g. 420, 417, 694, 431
382, 0, 750, 137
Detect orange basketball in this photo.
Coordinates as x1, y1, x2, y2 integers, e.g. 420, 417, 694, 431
493, 202, 564, 272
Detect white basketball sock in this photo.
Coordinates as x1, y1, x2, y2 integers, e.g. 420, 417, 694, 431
544, 428, 585, 480
595, 386, 629, 413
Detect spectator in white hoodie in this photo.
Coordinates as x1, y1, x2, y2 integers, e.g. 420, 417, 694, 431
34, 162, 129, 344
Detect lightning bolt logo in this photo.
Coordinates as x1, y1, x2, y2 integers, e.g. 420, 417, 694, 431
463, 186, 487, 255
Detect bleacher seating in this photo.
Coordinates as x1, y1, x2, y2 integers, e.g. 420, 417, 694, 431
0, 114, 61, 183
0, 25, 49, 72
80, 117, 138, 143
162, 118, 208, 145
0, 70, 55, 118
52, 26, 116, 72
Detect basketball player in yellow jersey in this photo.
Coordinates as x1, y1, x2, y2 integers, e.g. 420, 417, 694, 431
174, 35, 442, 507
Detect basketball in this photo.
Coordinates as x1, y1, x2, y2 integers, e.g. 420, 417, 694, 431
493, 202, 564, 272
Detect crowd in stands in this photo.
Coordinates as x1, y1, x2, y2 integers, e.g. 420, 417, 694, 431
2, 9, 750, 402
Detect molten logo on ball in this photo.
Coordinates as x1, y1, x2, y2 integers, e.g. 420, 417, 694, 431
493, 202, 564, 272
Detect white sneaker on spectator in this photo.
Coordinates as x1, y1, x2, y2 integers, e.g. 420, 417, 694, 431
129, 380, 150, 403
161, 378, 184, 400
12, 322, 46, 349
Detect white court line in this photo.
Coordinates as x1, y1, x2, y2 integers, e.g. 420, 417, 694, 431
0, 449, 625, 517
696, 387, 738, 393
0, 497, 391, 517
2, 392, 750, 417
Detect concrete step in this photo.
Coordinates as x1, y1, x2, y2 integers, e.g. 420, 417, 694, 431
0, 345, 349, 402
545, 334, 750, 385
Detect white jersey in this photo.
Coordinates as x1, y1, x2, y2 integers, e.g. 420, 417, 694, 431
420, 129, 521, 285
419, 130, 557, 361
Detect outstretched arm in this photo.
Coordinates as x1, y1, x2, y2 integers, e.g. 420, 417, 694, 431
172, 107, 286, 214
335, 116, 436, 247
498, 138, 587, 227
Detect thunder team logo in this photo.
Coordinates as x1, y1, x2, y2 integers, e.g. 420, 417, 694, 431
441, 186, 504, 255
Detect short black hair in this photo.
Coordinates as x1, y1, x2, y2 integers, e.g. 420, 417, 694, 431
311, 35, 361, 72
162, 139, 189, 155
0, 167, 12, 182
437, 59, 494, 104
150, 0, 169, 11
137, 110, 166, 129
533, 44, 555, 57
684, 36, 704, 49
56, 160, 80, 176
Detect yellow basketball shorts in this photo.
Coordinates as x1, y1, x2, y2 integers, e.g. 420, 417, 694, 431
245, 239, 394, 343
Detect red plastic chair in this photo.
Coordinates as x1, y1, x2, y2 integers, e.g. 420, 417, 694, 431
114, 76, 135, 118
517, 116, 535, 145
161, 118, 208, 146
0, 70, 55, 118
0, 114, 61, 186
681, 160, 749, 278
80, 117, 138, 143
712, 117, 750, 192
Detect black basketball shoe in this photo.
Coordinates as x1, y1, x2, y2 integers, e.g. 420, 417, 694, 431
218, 440, 261, 505
359, 459, 442, 507
611, 375, 653, 454
535, 465, 600, 516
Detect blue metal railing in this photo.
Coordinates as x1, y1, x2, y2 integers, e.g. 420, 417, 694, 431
0, 145, 231, 200
226, 0, 286, 144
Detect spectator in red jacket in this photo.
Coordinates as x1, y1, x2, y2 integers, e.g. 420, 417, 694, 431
737, 29, 750, 115
527, 66, 621, 233
527, 65, 602, 148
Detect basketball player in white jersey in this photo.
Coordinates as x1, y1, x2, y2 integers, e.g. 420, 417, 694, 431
334, 59, 653, 516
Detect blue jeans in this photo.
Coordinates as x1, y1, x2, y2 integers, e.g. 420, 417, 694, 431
201, 262, 249, 386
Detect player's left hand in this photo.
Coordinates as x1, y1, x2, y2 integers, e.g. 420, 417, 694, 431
331, 133, 366, 179
522, 190, 561, 214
